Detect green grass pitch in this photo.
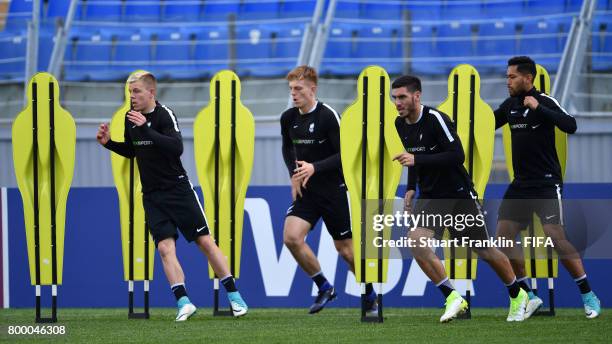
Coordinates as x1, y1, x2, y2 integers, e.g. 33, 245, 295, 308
1, 308, 610, 343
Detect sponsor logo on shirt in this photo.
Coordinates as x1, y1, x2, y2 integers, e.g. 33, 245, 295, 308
309, 122, 315, 133
133, 140, 154, 146
510, 123, 528, 129
407, 146, 426, 152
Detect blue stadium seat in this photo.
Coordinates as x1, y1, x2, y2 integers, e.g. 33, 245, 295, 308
124, 1, 161, 21
437, 21, 476, 73
334, 1, 360, 19
281, 0, 316, 17
241, 1, 280, 19
234, 24, 274, 77
475, 20, 517, 74
527, 0, 565, 15
201, 0, 240, 20
63, 28, 115, 81
46, 0, 78, 19
519, 19, 561, 71
162, 0, 202, 21
84, 0, 122, 20
0, 32, 27, 80
112, 30, 153, 79
38, 30, 54, 71
191, 26, 230, 78
355, 23, 403, 75
410, 23, 443, 75
483, 1, 526, 18
361, 3, 402, 20
440, 4, 484, 20
591, 16, 612, 71
270, 22, 306, 77
148, 28, 194, 80
403, 3, 441, 19
321, 22, 361, 76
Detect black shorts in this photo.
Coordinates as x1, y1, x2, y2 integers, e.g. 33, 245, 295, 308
498, 182, 564, 227
142, 181, 210, 246
286, 183, 352, 241
413, 190, 490, 241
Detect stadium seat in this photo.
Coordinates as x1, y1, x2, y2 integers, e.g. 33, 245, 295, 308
270, 22, 306, 77
437, 21, 476, 74
234, 24, 275, 77
84, 0, 122, 20
0, 32, 26, 80
162, 0, 202, 21
361, 3, 402, 20
320, 22, 362, 76
410, 23, 441, 75
440, 3, 484, 20
355, 23, 403, 75
403, 2, 441, 20
518, 19, 562, 71
38, 30, 54, 71
475, 20, 518, 74
334, 1, 360, 19
124, 1, 161, 21
281, 0, 317, 17
591, 16, 612, 71
241, 1, 280, 19
191, 26, 230, 78
111, 30, 153, 79
483, 1, 526, 18
63, 28, 115, 81
148, 28, 194, 80
201, 0, 240, 20
527, 0, 565, 16
46, 0, 78, 19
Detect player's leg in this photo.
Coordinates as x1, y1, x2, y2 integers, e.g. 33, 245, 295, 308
408, 227, 467, 323
283, 215, 335, 313
157, 237, 197, 321
175, 181, 247, 317
144, 193, 196, 321
194, 234, 248, 317
321, 186, 377, 314
542, 223, 601, 318
495, 188, 541, 318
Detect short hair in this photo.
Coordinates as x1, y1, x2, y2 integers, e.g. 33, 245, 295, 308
286, 65, 318, 85
508, 56, 536, 79
391, 75, 422, 93
127, 71, 157, 90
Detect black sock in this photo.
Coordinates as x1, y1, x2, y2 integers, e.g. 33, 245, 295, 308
171, 283, 188, 301
436, 278, 454, 299
506, 280, 520, 298
575, 275, 592, 294
365, 283, 374, 296
311, 272, 330, 290
517, 277, 532, 293
221, 276, 237, 293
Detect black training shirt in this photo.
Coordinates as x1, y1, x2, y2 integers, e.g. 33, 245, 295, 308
104, 101, 187, 193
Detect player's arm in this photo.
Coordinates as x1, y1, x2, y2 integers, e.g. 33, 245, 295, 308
493, 100, 509, 129
97, 121, 136, 158
135, 110, 184, 156
527, 95, 577, 134
413, 115, 465, 166
311, 114, 341, 173
280, 113, 297, 177
404, 167, 416, 212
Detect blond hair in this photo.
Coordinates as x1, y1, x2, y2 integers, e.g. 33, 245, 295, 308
286, 65, 318, 85
127, 71, 157, 90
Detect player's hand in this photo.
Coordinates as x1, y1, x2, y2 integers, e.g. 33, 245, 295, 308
393, 152, 415, 166
295, 160, 315, 187
127, 110, 147, 127
404, 189, 415, 213
524, 96, 539, 110
96, 123, 110, 145
290, 173, 303, 201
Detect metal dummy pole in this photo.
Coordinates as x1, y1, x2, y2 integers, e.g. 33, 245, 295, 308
128, 157, 150, 320
212, 79, 233, 316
